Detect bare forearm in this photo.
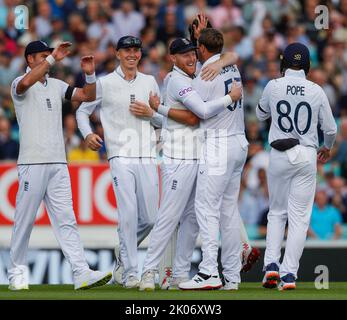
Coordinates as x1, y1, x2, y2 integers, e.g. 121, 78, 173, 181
82, 83, 96, 101
17, 60, 51, 94
220, 51, 239, 67
168, 109, 199, 126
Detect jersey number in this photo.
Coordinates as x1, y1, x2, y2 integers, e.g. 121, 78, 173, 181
276, 100, 312, 135
224, 78, 242, 111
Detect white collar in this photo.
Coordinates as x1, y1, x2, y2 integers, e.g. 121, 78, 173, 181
201, 54, 220, 69
172, 65, 193, 79
114, 65, 138, 82
284, 69, 306, 78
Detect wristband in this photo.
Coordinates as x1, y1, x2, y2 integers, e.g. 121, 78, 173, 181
158, 104, 170, 117
45, 55, 55, 66
85, 72, 96, 84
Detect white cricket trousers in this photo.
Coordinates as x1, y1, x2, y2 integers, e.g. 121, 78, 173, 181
8, 164, 89, 281
142, 158, 199, 279
109, 158, 159, 282
195, 135, 248, 283
264, 146, 317, 279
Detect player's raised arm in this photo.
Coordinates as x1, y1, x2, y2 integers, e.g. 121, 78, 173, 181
71, 55, 97, 102
200, 52, 239, 81
16, 42, 71, 95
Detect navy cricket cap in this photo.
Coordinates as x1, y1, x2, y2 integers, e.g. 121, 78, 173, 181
169, 38, 196, 55
24, 40, 54, 58
281, 42, 310, 74
116, 36, 142, 50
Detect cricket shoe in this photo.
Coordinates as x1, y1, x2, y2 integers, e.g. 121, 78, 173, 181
178, 273, 222, 290
8, 266, 29, 291
124, 275, 140, 289
112, 259, 124, 285
139, 270, 155, 291
241, 244, 261, 272
220, 278, 239, 290
160, 267, 172, 290
168, 277, 189, 290
74, 270, 112, 290
278, 273, 296, 291
262, 263, 280, 289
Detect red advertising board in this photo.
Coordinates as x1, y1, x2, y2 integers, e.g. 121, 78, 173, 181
0, 163, 117, 225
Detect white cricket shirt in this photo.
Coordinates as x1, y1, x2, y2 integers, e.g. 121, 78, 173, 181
256, 69, 337, 149
11, 69, 70, 164
77, 66, 162, 159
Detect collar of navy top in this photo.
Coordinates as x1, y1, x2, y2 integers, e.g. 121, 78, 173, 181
114, 65, 137, 83
26, 66, 49, 85
200, 53, 221, 70
284, 69, 306, 78
173, 65, 195, 79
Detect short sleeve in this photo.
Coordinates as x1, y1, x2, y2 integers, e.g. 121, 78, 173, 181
56, 79, 69, 100
11, 76, 25, 101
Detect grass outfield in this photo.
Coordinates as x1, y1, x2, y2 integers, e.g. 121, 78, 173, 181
1, 282, 347, 300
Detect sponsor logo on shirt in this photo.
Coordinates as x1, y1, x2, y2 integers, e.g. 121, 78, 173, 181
179, 87, 192, 96
24, 181, 29, 191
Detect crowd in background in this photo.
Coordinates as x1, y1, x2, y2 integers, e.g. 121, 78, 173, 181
0, 0, 347, 240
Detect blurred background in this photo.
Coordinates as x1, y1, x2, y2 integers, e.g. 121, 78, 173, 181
0, 0, 347, 284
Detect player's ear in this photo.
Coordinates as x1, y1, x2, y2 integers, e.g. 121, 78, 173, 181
115, 49, 121, 60
170, 54, 176, 64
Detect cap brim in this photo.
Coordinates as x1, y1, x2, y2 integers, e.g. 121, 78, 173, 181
171, 45, 197, 55
116, 44, 142, 50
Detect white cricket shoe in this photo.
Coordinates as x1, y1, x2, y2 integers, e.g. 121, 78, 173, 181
220, 278, 239, 290
178, 273, 222, 290
124, 275, 139, 289
168, 277, 189, 290
8, 266, 29, 291
74, 270, 112, 290
160, 267, 172, 290
112, 260, 124, 285
139, 270, 155, 291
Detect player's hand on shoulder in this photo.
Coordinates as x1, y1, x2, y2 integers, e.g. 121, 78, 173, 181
129, 100, 154, 118
149, 91, 160, 111
85, 133, 103, 151
201, 61, 221, 81
317, 146, 331, 163
52, 41, 72, 62
228, 80, 242, 101
80, 55, 95, 74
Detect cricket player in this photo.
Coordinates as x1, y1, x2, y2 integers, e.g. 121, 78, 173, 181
76, 36, 162, 288
8, 40, 112, 290
256, 43, 337, 290
190, 13, 261, 275
178, 28, 248, 290
137, 37, 242, 291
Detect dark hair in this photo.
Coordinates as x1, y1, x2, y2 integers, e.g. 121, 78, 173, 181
198, 28, 224, 54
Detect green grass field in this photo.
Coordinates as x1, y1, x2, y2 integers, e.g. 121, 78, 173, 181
1, 282, 347, 300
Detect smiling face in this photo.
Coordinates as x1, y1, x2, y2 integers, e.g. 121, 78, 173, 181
116, 47, 142, 71
171, 50, 197, 77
